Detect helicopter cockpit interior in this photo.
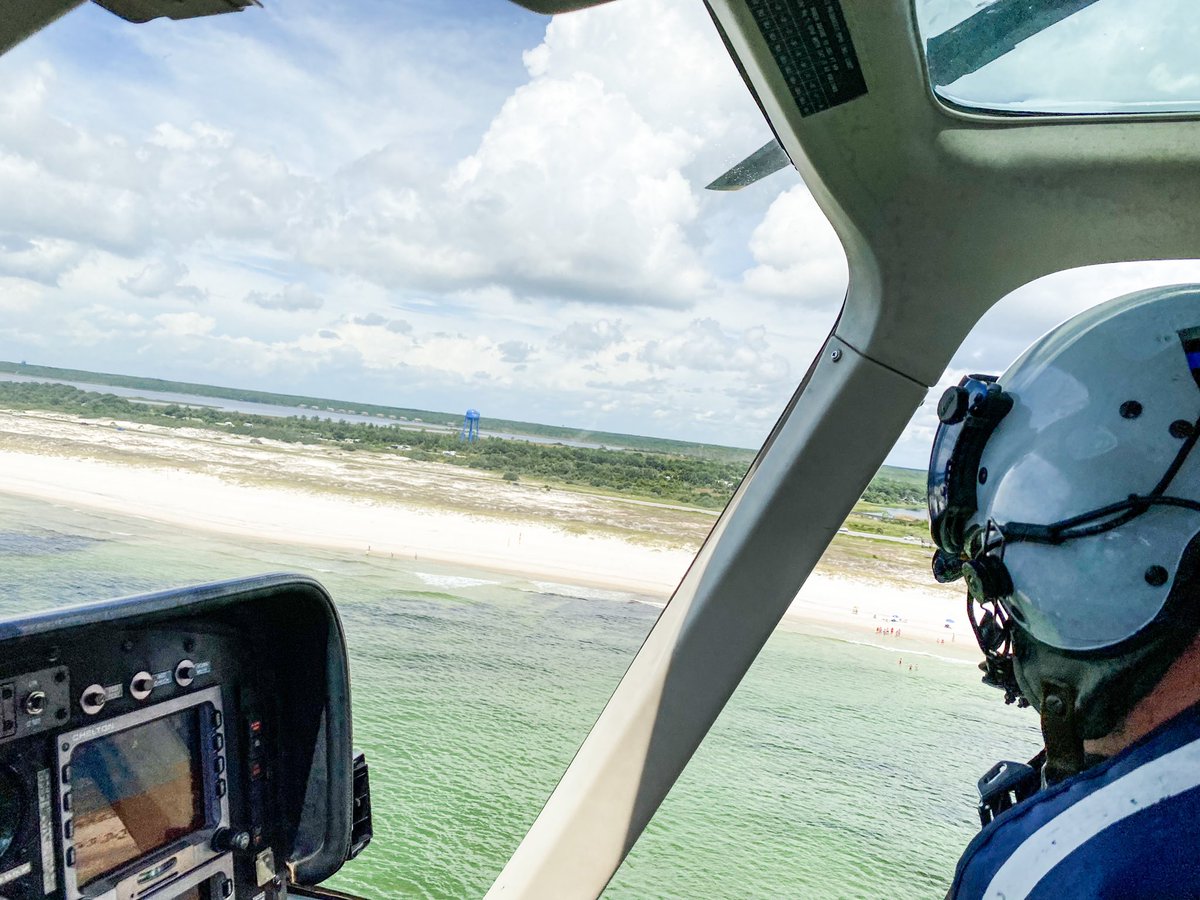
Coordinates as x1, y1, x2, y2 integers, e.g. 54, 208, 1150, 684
1, 0, 1198, 898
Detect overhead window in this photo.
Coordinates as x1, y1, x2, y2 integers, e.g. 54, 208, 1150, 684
915, 0, 1200, 115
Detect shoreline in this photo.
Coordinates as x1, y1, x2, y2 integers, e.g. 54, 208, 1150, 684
0, 447, 695, 596
0, 409, 977, 660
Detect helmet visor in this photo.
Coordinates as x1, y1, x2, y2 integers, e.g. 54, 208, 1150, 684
928, 376, 1009, 555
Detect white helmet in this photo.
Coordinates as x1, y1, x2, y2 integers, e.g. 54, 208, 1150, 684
928, 285, 1200, 750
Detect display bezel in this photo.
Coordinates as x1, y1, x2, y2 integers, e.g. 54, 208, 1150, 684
56, 686, 229, 900
142, 852, 234, 900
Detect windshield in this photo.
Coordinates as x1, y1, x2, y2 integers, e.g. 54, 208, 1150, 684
0, 1, 1118, 897
0, 1, 866, 895
916, 0, 1200, 115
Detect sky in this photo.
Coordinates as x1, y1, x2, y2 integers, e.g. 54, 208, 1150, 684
1, 0, 1198, 468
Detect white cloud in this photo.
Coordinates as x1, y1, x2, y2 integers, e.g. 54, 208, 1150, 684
555, 319, 625, 353
121, 257, 206, 302
742, 185, 847, 304
245, 284, 324, 312
0, 0, 847, 447
0, 236, 85, 285
154, 311, 215, 338
639, 318, 788, 383
498, 340, 534, 363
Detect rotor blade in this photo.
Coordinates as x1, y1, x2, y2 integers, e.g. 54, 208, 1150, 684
705, 139, 792, 192
507, 0, 617, 13
925, 0, 1101, 87
0, 0, 83, 57
92, 0, 260, 23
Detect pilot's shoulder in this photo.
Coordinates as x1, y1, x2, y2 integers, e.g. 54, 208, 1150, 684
951, 705, 1200, 899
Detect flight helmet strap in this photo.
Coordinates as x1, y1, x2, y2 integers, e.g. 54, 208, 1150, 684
1039, 679, 1084, 784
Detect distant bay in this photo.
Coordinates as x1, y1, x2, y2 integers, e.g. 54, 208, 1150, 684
0, 372, 610, 449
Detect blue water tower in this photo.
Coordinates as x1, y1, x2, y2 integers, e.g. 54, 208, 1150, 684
460, 408, 480, 442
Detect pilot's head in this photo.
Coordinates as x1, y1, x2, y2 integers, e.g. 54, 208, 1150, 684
927, 285, 1200, 775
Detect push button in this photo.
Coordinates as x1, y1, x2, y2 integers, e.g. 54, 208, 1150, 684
216, 778, 227, 798
62, 792, 71, 812
212, 710, 223, 727
65, 847, 75, 867
214, 757, 226, 774
213, 734, 224, 751
61, 764, 71, 785
64, 819, 73, 839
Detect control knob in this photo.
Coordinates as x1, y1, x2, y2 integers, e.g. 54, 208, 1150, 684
174, 660, 196, 687
130, 671, 154, 701
79, 685, 107, 716
211, 827, 251, 853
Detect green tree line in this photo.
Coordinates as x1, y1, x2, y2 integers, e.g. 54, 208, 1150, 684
0, 382, 741, 508
0, 381, 925, 511
0, 361, 750, 462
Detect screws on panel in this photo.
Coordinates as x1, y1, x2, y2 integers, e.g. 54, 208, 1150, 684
1119, 401, 1143, 419
1145, 565, 1169, 587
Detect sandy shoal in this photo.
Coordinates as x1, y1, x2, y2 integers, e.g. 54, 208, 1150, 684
779, 572, 976, 662
0, 410, 978, 660
0, 448, 697, 596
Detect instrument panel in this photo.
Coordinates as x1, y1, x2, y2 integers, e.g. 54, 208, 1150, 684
0, 576, 366, 900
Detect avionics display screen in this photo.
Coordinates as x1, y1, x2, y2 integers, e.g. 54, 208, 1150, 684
70, 708, 206, 887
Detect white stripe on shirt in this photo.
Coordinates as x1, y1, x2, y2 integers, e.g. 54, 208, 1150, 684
983, 736, 1200, 898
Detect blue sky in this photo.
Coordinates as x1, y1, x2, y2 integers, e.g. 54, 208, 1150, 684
1, 1, 1198, 467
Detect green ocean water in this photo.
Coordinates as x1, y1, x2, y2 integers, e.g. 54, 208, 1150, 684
0, 492, 1040, 898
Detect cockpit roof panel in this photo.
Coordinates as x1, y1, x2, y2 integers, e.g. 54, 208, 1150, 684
916, 0, 1200, 117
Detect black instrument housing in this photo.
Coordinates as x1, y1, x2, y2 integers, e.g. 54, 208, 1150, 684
0, 575, 362, 899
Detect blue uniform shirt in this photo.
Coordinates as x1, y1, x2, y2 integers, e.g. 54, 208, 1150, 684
950, 701, 1200, 898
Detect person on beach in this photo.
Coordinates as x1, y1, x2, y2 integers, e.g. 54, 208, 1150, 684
928, 287, 1200, 898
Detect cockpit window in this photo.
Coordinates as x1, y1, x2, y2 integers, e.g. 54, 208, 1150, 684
0, 3, 852, 895
915, 0, 1200, 115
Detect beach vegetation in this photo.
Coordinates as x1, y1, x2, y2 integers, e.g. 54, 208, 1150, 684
0, 380, 925, 514
0, 361, 752, 462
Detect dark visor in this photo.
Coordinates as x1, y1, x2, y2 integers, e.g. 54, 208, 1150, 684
927, 375, 1012, 558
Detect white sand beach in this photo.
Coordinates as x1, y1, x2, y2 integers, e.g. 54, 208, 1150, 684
0, 445, 697, 594
0, 409, 975, 658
